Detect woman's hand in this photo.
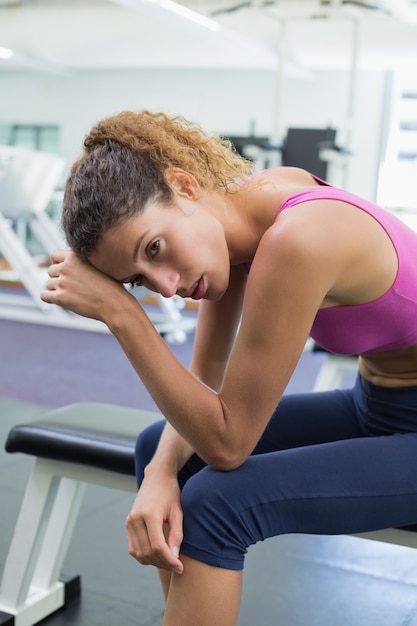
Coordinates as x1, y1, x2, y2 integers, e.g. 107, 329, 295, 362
40, 249, 131, 322
126, 471, 184, 575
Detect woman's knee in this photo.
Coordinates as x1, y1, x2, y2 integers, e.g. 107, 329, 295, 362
134, 419, 166, 486
180, 466, 254, 570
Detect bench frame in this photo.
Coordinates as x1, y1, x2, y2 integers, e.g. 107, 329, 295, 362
0, 402, 158, 626
0, 456, 137, 626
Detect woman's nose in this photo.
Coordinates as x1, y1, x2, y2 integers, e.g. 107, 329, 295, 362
147, 269, 179, 298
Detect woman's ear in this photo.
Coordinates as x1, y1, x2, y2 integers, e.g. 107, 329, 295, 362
163, 167, 201, 200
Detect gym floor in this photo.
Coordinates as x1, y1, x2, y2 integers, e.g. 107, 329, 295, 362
1, 317, 417, 625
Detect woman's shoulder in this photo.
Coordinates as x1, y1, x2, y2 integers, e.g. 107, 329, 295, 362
248, 166, 318, 186
238, 167, 320, 214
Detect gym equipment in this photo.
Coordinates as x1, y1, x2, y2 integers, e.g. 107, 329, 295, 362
0, 403, 157, 626
0, 146, 196, 341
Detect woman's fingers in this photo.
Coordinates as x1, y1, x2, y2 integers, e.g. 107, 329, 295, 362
126, 510, 183, 573
146, 517, 183, 574
40, 253, 68, 303
165, 503, 184, 562
40, 248, 128, 320
47, 258, 65, 278
125, 482, 184, 575
49, 248, 70, 264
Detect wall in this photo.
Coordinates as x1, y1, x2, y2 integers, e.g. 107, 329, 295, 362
0, 67, 387, 200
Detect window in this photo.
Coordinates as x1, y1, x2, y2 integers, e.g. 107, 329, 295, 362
377, 72, 417, 231
0, 124, 60, 153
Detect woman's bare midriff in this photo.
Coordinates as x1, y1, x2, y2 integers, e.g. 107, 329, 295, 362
359, 343, 417, 387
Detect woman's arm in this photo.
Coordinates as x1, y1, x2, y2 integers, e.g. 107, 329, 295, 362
189, 264, 248, 387
125, 421, 191, 574
145, 263, 248, 468
41, 211, 338, 470
126, 266, 247, 572
126, 263, 248, 476
135, 263, 247, 477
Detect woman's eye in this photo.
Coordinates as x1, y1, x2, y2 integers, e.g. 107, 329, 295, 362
149, 240, 160, 258
129, 275, 143, 288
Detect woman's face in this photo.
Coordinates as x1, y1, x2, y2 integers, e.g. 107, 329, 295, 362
89, 199, 231, 301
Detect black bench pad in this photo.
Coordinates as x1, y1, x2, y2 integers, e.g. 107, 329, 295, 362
5, 402, 161, 476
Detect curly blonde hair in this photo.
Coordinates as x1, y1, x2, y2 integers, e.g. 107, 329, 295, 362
62, 110, 253, 259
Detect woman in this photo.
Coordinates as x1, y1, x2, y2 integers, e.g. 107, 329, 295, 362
41, 110, 417, 626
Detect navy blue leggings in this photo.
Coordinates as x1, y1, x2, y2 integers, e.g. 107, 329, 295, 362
134, 375, 417, 570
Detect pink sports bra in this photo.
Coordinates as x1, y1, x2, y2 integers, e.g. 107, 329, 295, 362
251, 172, 417, 356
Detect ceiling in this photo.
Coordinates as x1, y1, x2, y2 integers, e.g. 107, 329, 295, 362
0, 0, 417, 75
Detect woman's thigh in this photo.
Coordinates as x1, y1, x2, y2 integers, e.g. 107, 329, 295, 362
252, 386, 364, 455
180, 429, 417, 570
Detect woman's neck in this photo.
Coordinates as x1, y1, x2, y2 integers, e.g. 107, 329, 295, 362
220, 184, 282, 265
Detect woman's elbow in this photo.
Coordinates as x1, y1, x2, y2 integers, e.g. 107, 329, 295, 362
202, 444, 249, 472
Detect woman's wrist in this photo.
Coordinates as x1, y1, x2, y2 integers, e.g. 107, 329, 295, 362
102, 288, 147, 332
145, 438, 193, 478
144, 457, 181, 480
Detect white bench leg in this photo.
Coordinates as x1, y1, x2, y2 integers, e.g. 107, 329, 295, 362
0, 458, 85, 626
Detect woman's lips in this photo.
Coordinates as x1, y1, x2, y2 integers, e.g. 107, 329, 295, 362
190, 277, 205, 300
